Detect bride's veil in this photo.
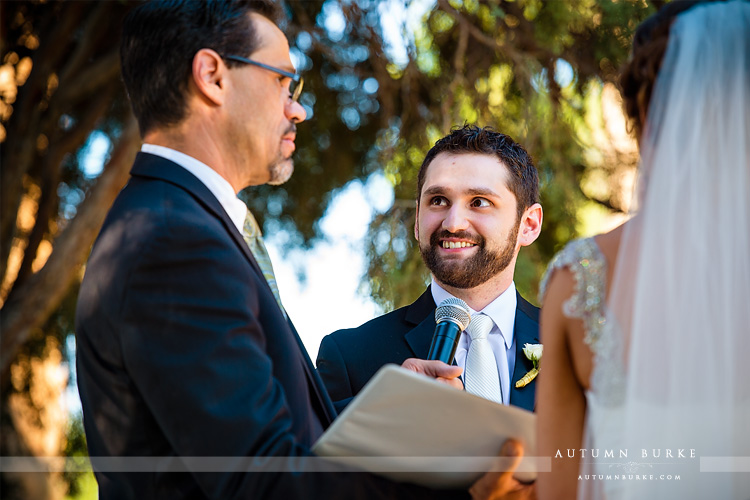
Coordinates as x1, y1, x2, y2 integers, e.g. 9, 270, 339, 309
609, 1, 750, 497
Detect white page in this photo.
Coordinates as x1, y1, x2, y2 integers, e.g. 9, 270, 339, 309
313, 364, 537, 488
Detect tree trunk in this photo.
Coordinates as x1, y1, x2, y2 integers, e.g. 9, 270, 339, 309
0, 117, 140, 376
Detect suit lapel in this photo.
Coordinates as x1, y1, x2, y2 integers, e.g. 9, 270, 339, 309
508, 293, 540, 412
131, 153, 336, 426
403, 288, 466, 382
404, 315, 436, 358
130, 153, 266, 280
403, 287, 437, 358
401, 287, 540, 410
286, 318, 337, 426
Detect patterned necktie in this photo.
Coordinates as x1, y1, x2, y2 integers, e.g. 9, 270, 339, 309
464, 313, 503, 403
242, 209, 285, 314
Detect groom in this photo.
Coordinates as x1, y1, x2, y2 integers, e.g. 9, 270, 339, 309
317, 125, 543, 412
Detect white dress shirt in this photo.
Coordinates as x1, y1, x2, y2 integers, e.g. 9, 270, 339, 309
141, 144, 247, 233
430, 279, 517, 405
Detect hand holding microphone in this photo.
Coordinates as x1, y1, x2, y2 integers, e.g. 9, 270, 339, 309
401, 298, 471, 389
427, 297, 471, 364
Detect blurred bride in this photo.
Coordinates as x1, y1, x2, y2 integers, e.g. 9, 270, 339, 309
536, 1, 750, 499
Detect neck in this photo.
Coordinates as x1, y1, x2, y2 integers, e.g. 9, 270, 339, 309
435, 267, 515, 311
143, 120, 244, 194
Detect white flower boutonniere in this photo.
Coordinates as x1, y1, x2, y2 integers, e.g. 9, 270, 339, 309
515, 343, 543, 388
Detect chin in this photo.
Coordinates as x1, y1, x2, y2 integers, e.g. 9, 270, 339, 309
268, 160, 294, 186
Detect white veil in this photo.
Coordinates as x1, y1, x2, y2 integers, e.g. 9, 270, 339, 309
610, 1, 750, 497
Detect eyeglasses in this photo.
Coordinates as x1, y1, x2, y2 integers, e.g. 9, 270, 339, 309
224, 54, 304, 102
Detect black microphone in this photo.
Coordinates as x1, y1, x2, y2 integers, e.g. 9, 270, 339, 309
426, 297, 471, 364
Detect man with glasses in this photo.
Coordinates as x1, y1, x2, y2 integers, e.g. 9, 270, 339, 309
224, 54, 304, 101
76, 2, 526, 499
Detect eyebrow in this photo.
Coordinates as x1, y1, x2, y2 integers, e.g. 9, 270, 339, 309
264, 63, 297, 77
273, 60, 297, 75
422, 185, 500, 198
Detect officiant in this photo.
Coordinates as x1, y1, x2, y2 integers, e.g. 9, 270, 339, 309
75, 1, 529, 498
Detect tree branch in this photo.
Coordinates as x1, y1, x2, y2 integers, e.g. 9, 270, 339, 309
585, 193, 629, 214
0, 117, 140, 375
443, 20, 469, 131
57, 1, 111, 86
9, 84, 117, 296
0, 2, 88, 286
55, 49, 120, 106
437, 0, 534, 85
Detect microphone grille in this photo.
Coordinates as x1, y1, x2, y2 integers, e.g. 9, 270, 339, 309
435, 297, 471, 332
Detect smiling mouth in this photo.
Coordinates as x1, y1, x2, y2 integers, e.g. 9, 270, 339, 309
441, 241, 477, 249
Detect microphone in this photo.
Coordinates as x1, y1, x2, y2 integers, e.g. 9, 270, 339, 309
426, 297, 471, 364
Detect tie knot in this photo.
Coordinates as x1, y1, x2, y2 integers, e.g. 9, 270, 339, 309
467, 313, 494, 340
243, 209, 262, 238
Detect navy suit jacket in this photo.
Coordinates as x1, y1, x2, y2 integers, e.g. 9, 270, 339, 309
76, 153, 464, 499
317, 287, 540, 413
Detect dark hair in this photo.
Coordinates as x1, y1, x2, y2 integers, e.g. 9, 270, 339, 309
620, 1, 716, 138
121, 0, 280, 135
417, 125, 539, 220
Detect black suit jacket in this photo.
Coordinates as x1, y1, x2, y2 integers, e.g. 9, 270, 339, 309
317, 286, 540, 413
76, 153, 464, 499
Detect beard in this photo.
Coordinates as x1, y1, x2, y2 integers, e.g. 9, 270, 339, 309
420, 220, 520, 289
266, 124, 297, 186
267, 157, 294, 186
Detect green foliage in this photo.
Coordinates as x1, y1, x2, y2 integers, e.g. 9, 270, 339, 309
62, 414, 90, 498
348, 0, 654, 310
2, 3, 657, 479
64, 471, 97, 500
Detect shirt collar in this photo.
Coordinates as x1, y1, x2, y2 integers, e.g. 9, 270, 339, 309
141, 144, 247, 233
430, 279, 517, 349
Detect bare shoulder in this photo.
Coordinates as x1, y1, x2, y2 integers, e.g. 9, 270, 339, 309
593, 222, 627, 295
593, 223, 625, 266
541, 265, 593, 390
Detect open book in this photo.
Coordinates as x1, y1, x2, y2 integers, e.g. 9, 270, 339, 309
313, 364, 537, 488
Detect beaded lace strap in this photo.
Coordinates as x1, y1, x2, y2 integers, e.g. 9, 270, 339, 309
539, 238, 608, 348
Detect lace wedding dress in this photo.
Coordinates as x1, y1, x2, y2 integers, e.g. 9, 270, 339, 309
538, 2, 750, 498
540, 238, 626, 500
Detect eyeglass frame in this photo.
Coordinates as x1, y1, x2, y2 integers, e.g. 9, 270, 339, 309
223, 54, 304, 102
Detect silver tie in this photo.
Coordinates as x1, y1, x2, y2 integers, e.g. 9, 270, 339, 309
242, 209, 286, 317
464, 313, 502, 403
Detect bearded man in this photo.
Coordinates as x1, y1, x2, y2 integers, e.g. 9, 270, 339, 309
317, 125, 543, 413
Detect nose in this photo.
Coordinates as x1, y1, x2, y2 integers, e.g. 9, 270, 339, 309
442, 205, 470, 233
286, 99, 307, 123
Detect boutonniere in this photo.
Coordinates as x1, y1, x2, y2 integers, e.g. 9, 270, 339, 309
515, 343, 542, 388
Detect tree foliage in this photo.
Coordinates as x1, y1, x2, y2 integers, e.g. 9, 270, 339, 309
295, 0, 654, 308
1, 0, 654, 496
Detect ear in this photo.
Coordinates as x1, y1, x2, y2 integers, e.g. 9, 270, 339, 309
517, 202, 542, 247
414, 200, 420, 241
191, 48, 227, 107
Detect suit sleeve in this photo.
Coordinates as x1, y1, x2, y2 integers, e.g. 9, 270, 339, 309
316, 333, 356, 411
116, 208, 462, 499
